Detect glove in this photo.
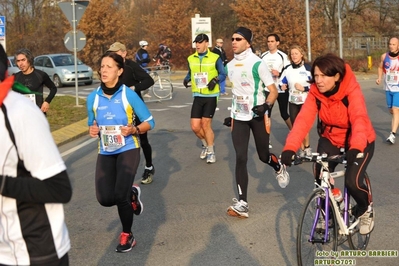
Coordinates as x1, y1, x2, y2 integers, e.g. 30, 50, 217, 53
223, 117, 232, 127
207, 77, 218, 91
346, 149, 361, 165
252, 103, 270, 116
183, 79, 189, 88
281, 150, 296, 166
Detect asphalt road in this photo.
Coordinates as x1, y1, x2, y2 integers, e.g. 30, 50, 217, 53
58, 78, 399, 266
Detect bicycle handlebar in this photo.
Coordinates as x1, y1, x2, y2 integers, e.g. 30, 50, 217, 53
292, 152, 364, 165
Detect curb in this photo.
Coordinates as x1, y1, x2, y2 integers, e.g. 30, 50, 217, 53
52, 118, 88, 147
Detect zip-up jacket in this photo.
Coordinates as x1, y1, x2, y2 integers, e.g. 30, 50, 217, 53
283, 64, 376, 152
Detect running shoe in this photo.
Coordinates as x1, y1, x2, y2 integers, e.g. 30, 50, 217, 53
358, 207, 374, 235
386, 133, 395, 144
298, 149, 305, 158
131, 185, 143, 215
269, 141, 273, 149
115, 232, 136, 253
206, 152, 216, 164
143, 93, 151, 98
141, 166, 154, 184
275, 163, 290, 188
200, 145, 208, 159
227, 198, 249, 218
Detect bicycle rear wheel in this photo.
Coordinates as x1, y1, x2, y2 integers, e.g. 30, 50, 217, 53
348, 172, 372, 250
297, 188, 338, 266
153, 78, 173, 99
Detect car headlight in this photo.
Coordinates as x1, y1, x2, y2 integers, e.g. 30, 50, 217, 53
62, 69, 72, 74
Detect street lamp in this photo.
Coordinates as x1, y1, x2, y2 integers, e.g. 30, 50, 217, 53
305, 0, 311, 61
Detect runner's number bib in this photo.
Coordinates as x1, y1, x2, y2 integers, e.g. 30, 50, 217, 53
99, 125, 125, 152
194, 72, 209, 89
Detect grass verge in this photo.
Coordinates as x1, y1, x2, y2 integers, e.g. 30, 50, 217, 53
47, 96, 87, 132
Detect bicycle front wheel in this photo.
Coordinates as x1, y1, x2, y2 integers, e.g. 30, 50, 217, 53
348, 172, 372, 250
153, 78, 173, 99
297, 188, 338, 266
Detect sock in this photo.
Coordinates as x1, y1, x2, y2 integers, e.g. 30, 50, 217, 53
207, 145, 214, 153
392, 132, 396, 136
201, 139, 207, 147
268, 153, 281, 172
145, 165, 153, 170
305, 145, 310, 149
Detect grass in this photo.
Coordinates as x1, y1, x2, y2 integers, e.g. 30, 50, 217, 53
47, 96, 87, 132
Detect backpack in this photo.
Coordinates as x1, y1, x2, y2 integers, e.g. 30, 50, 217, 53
164, 47, 172, 59
315, 96, 350, 149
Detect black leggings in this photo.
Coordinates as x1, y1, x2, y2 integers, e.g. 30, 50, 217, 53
95, 149, 140, 233
232, 117, 280, 202
314, 138, 374, 215
289, 102, 303, 125
268, 91, 290, 121
139, 132, 152, 167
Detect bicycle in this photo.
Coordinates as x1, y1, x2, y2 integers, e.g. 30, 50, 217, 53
295, 152, 372, 266
148, 66, 173, 99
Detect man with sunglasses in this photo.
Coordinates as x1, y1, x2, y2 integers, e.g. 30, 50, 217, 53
224, 27, 290, 218
183, 33, 226, 164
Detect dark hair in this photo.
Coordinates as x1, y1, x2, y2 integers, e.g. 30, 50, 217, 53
267, 33, 280, 42
97, 51, 124, 77
309, 53, 346, 83
15, 48, 34, 66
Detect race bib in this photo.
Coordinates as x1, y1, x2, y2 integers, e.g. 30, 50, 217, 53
386, 71, 399, 85
233, 96, 250, 115
289, 91, 307, 104
99, 125, 125, 152
194, 72, 209, 88
24, 94, 36, 104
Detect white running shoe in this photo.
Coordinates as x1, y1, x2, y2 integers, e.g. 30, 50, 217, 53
386, 133, 395, 144
275, 163, 290, 188
227, 198, 249, 218
200, 146, 207, 159
206, 152, 216, 164
359, 207, 374, 235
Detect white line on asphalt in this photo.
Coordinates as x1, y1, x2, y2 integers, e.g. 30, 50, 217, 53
61, 138, 96, 158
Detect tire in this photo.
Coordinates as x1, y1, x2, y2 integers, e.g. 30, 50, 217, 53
347, 172, 372, 250
53, 75, 63, 88
85, 80, 93, 85
152, 78, 173, 99
297, 188, 338, 266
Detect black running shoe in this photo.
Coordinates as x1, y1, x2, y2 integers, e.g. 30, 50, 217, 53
141, 165, 154, 184
115, 232, 136, 253
131, 185, 143, 215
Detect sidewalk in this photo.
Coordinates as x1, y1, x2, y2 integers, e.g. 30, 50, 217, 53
52, 71, 376, 146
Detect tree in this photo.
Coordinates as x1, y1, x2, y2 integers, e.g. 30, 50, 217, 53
231, 0, 326, 59
141, 0, 199, 68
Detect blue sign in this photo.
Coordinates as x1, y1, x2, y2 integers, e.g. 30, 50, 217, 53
0, 16, 5, 37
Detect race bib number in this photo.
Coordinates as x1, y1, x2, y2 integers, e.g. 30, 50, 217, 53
24, 94, 36, 104
233, 96, 250, 115
194, 72, 209, 89
99, 125, 125, 152
386, 71, 399, 85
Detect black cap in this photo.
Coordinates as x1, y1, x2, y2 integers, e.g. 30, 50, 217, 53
234, 27, 253, 44
193, 33, 209, 43
0, 44, 8, 82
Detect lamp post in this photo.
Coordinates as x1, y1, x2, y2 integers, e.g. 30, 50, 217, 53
338, 0, 343, 58
305, 0, 311, 61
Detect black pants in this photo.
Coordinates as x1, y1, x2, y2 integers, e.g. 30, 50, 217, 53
231, 116, 279, 202
136, 117, 153, 168
315, 137, 374, 215
266, 91, 290, 121
95, 149, 140, 233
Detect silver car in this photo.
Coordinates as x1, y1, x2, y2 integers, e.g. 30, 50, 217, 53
34, 53, 93, 87
7, 56, 20, 76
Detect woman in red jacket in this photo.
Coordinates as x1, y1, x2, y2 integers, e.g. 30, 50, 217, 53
280, 53, 375, 235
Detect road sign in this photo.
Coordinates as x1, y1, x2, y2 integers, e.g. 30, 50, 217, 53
191, 14, 212, 48
59, 1, 89, 28
64, 30, 86, 52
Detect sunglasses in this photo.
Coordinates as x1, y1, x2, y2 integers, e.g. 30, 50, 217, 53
231, 37, 244, 42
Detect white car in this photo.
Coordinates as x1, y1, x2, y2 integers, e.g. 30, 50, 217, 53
7, 56, 20, 76
34, 53, 93, 87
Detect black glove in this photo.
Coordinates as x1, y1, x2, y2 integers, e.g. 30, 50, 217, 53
183, 79, 190, 88
346, 149, 361, 165
223, 117, 232, 127
252, 103, 270, 116
207, 77, 218, 91
281, 150, 296, 166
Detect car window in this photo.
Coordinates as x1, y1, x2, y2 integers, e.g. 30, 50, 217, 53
7, 58, 12, 68
53, 55, 74, 67
34, 57, 44, 67
43, 57, 53, 68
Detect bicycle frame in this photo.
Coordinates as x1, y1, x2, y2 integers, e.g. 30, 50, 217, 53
310, 155, 359, 243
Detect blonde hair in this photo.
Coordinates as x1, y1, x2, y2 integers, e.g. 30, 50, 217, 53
288, 44, 307, 63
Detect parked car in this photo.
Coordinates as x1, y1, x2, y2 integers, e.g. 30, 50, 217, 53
7, 56, 20, 76
33, 53, 93, 87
